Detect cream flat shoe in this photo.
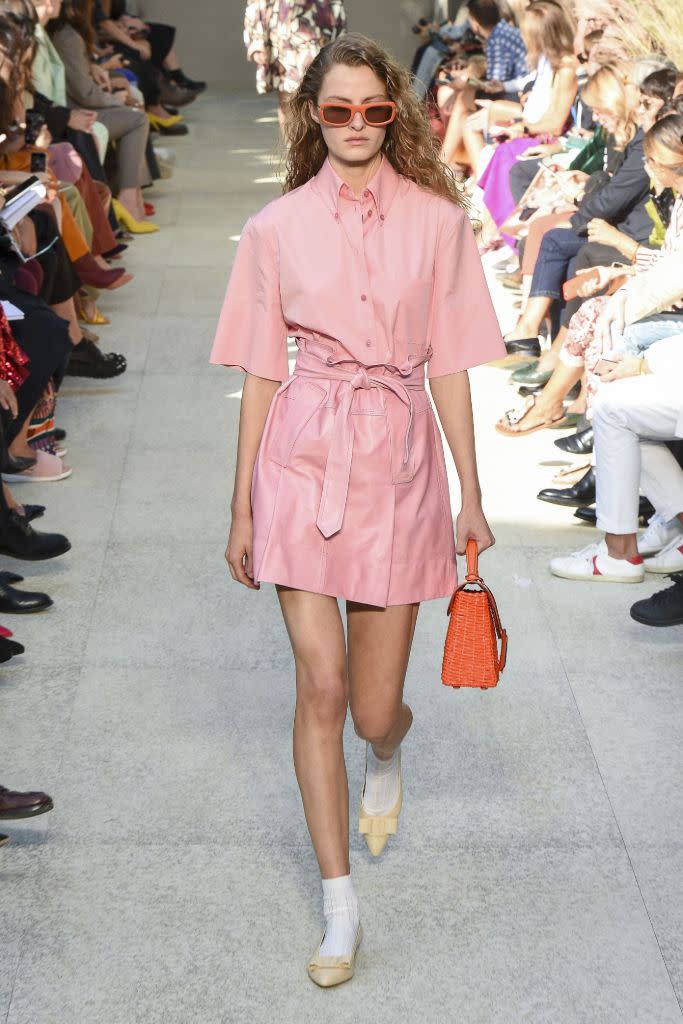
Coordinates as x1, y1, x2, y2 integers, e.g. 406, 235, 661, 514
307, 924, 363, 987
359, 749, 402, 856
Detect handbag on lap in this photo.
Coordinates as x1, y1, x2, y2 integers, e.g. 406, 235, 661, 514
442, 540, 508, 690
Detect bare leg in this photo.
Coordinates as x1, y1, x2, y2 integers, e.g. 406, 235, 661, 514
277, 586, 350, 879
536, 326, 567, 373
118, 186, 145, 221
51, 298, 84, 346
440, 87, 475, 165
347, 602, 419, 760
505, 296, 553, 341
162, 45, 181, 73
8, 404, 38, 460
461, 121, 485, 173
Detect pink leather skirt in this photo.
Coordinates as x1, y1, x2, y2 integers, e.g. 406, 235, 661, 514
250, 348, 457, 607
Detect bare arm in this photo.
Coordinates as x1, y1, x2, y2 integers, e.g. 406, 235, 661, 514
429, 371, 495, 555
227, 372, 281, 588
524, 63, 577, 137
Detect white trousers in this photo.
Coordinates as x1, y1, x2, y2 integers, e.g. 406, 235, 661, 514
593, 377, 683, 534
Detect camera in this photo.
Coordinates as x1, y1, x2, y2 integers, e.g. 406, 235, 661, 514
24, 109, 45, 146
411, 17, 430, 34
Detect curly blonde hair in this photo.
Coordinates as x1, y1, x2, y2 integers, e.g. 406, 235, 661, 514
282, 33, 467, 208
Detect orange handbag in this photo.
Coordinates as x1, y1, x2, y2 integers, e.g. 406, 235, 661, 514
441, 540, 508, 690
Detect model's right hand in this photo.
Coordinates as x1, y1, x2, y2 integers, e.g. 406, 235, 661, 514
226, 511, 260, 589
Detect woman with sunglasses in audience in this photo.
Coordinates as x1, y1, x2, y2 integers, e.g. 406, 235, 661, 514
211, 33, 504, 988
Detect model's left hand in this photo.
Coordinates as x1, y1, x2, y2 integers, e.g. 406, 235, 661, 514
455, 504, 495, 556
599, 352, 642, 381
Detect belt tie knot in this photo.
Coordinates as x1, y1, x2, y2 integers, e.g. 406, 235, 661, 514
350, 368, 371, 390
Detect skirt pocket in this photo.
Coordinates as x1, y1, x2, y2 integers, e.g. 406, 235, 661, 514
267, 378, 327, 468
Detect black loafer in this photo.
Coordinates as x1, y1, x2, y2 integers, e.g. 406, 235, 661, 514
505, 337, 541, 358
0, 511, 71, 561
574, 505, 597, 524
0, 578, 53, 614
574, 496, 653, 526
554, 426, 594, 454
0, 571, 23, 585
538, 466, 596, 507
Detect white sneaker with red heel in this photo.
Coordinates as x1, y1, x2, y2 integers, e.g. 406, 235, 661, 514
550, 540, 645, 583
644, 534, 683, 574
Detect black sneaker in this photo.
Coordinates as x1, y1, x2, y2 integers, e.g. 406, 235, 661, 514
630, 573, 683, 627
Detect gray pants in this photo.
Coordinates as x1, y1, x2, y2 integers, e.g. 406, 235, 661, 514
96, 106, 150, 190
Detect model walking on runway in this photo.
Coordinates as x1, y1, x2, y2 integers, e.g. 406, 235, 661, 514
211, 33, 505, 987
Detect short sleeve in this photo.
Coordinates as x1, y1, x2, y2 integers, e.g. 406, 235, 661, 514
427, 206, 506, 379
210, 217, 290, 382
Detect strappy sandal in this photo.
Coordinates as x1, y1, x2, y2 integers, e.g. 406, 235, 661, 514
65, 340, 127, 379
495, 396, 565, 436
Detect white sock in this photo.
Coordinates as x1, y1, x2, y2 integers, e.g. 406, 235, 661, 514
319, 875, 360, 957
362, 742, 400, 815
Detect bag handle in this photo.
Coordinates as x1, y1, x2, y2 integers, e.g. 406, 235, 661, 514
465, 538, 480, 582
447, 540, 508, 673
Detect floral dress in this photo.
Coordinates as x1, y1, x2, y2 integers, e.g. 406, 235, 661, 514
244, 0, 347, 95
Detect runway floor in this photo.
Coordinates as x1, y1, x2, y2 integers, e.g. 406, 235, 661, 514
1, 91, 682, 1024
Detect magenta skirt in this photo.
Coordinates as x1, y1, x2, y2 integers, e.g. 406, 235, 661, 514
479, 137, 538, 236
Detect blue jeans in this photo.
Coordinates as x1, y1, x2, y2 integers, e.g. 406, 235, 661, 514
529, 228, 584, 300
615, 312, 683, 354
413, 44, 448, 99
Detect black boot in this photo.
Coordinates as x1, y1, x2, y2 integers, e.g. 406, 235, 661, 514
631, 573, 683, 626
538, 466, 596, 507
0, 510, 71, 561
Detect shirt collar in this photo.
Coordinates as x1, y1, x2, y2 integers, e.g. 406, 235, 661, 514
310, 154, 401, 221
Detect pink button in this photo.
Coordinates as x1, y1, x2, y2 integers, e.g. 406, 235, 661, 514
361, 294, 367, 301
365, 340, 372, 347
380, 214, 385, 221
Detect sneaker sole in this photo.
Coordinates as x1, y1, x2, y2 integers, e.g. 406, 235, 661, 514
644, 563, 683, 574
551, 568, 644, 583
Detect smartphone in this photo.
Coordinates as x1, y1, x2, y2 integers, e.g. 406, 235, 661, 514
30, 152, 47, 174
593, 357, 618, 376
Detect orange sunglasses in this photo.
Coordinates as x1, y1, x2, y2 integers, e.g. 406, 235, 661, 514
318, 101, 397, 127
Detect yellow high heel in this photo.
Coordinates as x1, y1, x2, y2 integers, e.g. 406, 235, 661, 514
147, 112, 184, 130
112, 198, 159, 235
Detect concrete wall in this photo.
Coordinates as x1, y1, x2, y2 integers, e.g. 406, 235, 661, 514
139, 0, 435, 89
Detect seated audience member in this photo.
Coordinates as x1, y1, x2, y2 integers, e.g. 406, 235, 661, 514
48, 0, 158, 230
501, 65, 651, 364
476, 1, 578, 220
438, 0, 528, 169
496, 110, 683, 441
548, 330, 683, 619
